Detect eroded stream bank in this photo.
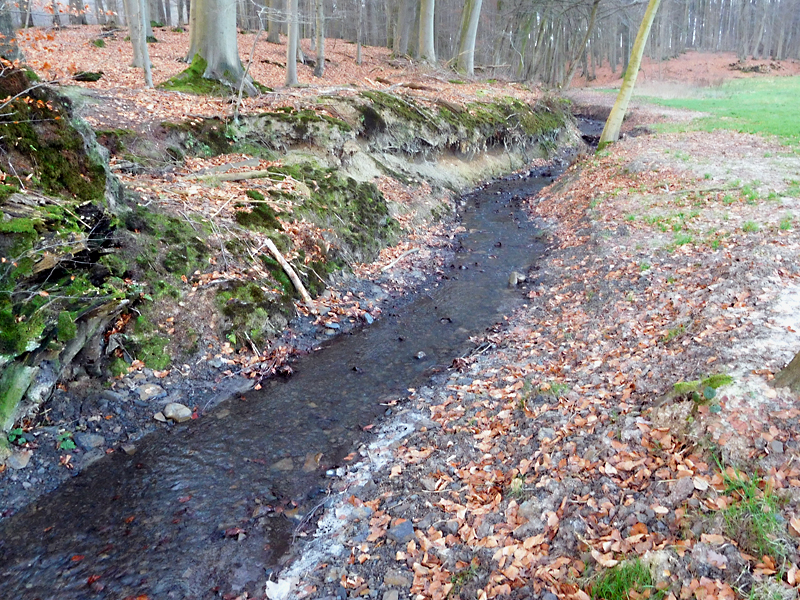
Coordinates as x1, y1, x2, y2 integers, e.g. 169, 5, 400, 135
0, 158, 573, 599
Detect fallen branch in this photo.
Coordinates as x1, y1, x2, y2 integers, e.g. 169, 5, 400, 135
381, 247, 419, 272
187, 169, 284, 183
262, 238, 314, 305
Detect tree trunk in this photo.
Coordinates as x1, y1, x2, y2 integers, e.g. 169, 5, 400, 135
285, 0, 299, 84
266, 0, 281, 42
313, 0, 325, 75
394, 0, 414, 55
455, 0, 482, 75
562, 0, 601, 89
774, 350, 800, 392
598, 0, 662, 148
418, 0, 436, 62
356, 0, 363, 64
0, 3, 20, 60
139, 0, 154, 86
188, 0, 258, 93
126, 0, 145, 66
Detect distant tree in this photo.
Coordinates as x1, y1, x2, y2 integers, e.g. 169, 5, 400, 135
285, 0, 298, 84
455, 0, 482, 75
313, 0, 325, 76
418, 0, 435, 62
598, 0, 662, 147
0, 3, 19, 61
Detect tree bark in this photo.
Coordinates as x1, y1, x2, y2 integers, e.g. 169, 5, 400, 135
188, 0, 258, 93
126, 0, 145, 66
418, 0, 436, 62
356, 0, 363, 64
774, 350, 800, 392
598, 0, 662, 148
266, 0, 281, 42
314, 0, 325, 76
139, 0, 154, 86
455, 0, 482, 75
0, 4, 20, 60
285, 0, 299, 84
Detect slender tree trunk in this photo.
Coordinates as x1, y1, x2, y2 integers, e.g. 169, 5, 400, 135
562, 0, 601, 89
314, 0, 325, 75
139, 0, 154, 86
126, 0, 145, 66
599, 0, 662, 147
774, 350, 800, 392
455, 0, 482, 75
418, 0, 435, 62
285, 0, 299, 84
356, 0, 363, 64
267, 0, 281, 42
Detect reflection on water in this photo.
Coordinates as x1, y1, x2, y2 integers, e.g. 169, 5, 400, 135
0, 168, 557, 599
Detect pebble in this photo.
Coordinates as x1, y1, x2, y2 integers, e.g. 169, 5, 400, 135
542, 592, 559, 600
100, 390, 126, 402
163, 402, 192, 423
74, 432, 106, 451
271, 457, 294, 471
153, 411, 167, 422
121, 443, 137, 455
387, 518, 415, 544
137, 383, 166, 402
7, 450, 32, 470
383, 569, 412, 587
414, 351, 426, 360
771, 440, 784, 454
383, 591, 399, 600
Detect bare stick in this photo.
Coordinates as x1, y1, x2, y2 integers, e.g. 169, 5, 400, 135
381, 247, 419, 272
262, 238, 313, 305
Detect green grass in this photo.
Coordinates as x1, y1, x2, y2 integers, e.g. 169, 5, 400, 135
591, 559, 660, 600
742, 220, 760, 233
643, 77, 800, 145
721, 469, 789, 561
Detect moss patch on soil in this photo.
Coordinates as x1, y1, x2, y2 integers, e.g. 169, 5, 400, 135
216, 281, 293, 349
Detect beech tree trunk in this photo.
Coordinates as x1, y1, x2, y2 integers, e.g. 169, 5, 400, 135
0, 4, 20, 60
598, 0, 662, 148
455, 0, 482, 75
313, 0, 325, 76
418, 0, 435, 62
188, 0, 258, 94
774, 350, 800, 392
126, 0, 146, 66
266, 0, 281, 42
285, 0, 299, 84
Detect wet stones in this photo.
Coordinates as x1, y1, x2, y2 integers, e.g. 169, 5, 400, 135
162, 402, 192, 423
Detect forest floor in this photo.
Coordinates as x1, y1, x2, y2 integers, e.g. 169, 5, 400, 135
6, 25, 800, 600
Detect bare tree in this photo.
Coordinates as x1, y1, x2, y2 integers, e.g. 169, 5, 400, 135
285, 0, 299, 84
455, 0, 482, 75
418, 0, 436, 62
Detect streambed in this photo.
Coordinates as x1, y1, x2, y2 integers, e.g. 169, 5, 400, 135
0, 163, 564, 599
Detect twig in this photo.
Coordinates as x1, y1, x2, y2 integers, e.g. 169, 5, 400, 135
261, 238, 313, 305
381, 247, 419, 272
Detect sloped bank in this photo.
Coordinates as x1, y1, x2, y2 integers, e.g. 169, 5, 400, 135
0, 76, 577, 485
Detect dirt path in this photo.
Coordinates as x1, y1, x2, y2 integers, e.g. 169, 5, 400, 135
271, 116, 800, 600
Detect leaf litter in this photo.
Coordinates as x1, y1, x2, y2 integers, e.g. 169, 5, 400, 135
275, 131, 800, 600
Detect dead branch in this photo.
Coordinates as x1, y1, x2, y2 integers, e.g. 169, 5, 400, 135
261, 238, 313, 305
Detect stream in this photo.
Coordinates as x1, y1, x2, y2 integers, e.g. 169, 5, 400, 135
0, 162, 565, 599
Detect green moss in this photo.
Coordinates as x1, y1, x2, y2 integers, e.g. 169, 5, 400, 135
99, 253, 129, 277
216, 281, 293, 348
266, 163, 398, 263
702, 373, 733, 389
56, 310, 77, 342
91, 38, 106, 48
235, 202, 283, 231
109, 357, 128, 377
159, 55, 228, 96
246, 189, 266, 201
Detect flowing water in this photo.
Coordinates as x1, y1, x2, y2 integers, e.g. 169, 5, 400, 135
0, 163, 563, 599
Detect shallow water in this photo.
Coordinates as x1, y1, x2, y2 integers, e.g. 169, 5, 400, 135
0, 166, 560, 599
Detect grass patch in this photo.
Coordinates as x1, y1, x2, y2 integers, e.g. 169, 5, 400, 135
644, 76, 800, 145
721, 469, 790, 561
742, 220, 760, 233
590, 559, 660, 600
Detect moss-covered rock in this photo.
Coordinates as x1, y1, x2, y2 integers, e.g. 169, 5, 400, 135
216, 281, 293, 349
